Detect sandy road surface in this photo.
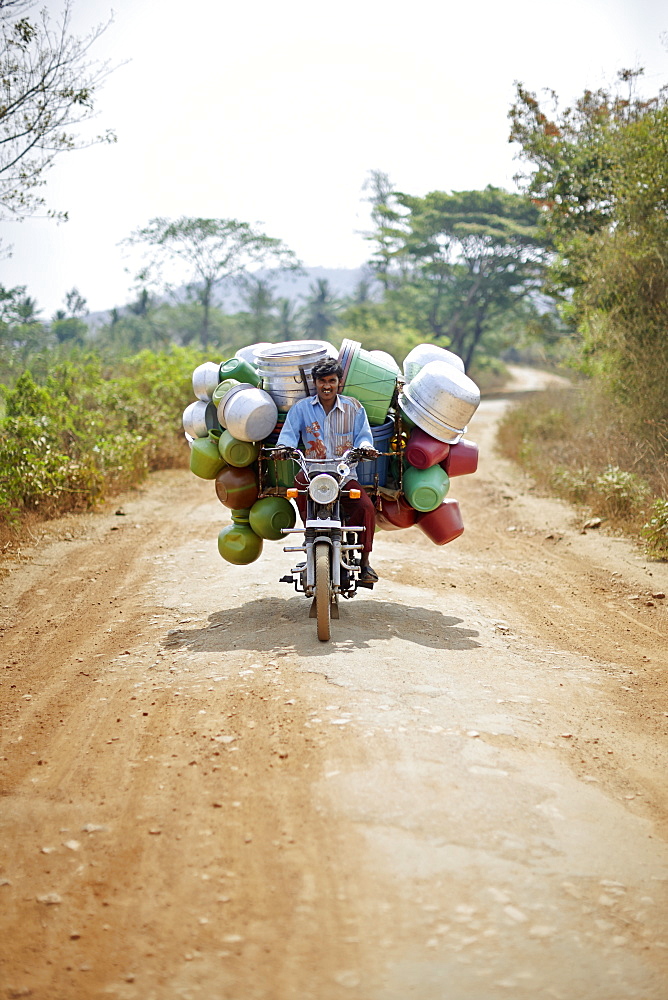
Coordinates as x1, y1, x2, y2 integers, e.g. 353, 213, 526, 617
1, 369, 667, 1000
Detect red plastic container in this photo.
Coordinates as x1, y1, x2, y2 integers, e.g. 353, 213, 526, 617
416, 499, 464, 545
405, 427, 451, 470
215, 465, 259, 509
441, 439, 479, 478
375, 495, 417, 531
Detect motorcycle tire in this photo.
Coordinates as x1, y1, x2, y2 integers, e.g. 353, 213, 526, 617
315, 542, 331, 642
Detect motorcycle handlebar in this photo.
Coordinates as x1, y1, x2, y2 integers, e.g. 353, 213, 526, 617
262, 446, 377, 463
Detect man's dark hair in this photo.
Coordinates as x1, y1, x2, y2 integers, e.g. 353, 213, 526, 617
311, 358, 343, 382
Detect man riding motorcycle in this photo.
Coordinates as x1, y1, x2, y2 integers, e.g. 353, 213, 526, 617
274, 358, 380, 584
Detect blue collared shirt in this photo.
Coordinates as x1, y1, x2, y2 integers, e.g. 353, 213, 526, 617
277, 393, 373, 481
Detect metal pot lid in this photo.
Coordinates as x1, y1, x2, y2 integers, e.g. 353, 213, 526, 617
405, 361, 479, 402
235, 343, 271, 365
402, 381, 460, 421
219, 383, 256, 409
256, 340, 329, 361
398, 391, 465, 445
403, 368, 479, 421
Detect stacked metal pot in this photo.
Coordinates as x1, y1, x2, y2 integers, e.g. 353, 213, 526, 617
183, 339, 481, 563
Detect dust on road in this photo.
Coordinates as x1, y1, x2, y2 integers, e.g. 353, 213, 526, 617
1, 371, 667, 999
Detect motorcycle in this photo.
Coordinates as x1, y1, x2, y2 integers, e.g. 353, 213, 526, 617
264, 446, 375, 642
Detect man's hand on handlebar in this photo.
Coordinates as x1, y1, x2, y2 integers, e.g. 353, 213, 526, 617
357, 446, 379, 460
268, 446, 292, 461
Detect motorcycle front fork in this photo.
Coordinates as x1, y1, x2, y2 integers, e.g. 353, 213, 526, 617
282, 501, 364, 597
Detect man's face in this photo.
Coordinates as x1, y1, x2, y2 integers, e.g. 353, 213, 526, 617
315, 374, 340, 405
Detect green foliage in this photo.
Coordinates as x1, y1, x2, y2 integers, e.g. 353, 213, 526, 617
0, 368, 105, 522
236, 275, 278, 342
363, 177, 552, 367
641, 499, 668, 560
0, 284, 52, 378
591, 466, 648, 518
550, 466, 592, 504
509, 71, 668, 458
336, 297, 426, 362
51, 316, 87, 345
301, 278, 342, 339
0, 346, 210, 530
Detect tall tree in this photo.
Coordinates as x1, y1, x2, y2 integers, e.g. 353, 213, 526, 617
51, 286, 88, 344
367, 185, 549, 367
127, 287, 154, 317
0, 0, 115, 231
238, 274, 277, 341
0, 283, 48, 374
275, 296, 300, 341
508, 68, 659, 297
301, 278, 341, 339
124, 217, 300, 347
509, 70, 668, 436
363, 169, 402, 286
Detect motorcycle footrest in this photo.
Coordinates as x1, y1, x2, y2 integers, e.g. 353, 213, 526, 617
357, 579, 375, 590
279, 574, 295, 584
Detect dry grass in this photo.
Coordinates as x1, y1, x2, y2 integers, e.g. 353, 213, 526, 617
497, 382, 668, 554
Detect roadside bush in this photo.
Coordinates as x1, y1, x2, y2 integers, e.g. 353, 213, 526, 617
0, 346, 211, 535
497, 381, 666, 545
642, 500, 668, 561
591, 466, 649, 518
551, 466, 591, 504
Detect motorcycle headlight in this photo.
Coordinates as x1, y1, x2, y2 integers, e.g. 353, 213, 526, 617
308, 474, 339, 504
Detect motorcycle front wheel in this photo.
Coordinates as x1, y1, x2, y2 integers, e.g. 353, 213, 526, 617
315, 541, 331, 642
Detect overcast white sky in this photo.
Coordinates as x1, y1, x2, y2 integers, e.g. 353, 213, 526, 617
2, 0, 667, 316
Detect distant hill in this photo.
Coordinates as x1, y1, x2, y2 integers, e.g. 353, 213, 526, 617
87, 266, 376, 328
213, 265, 374, 311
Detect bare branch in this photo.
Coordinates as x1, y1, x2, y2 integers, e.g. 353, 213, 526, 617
0, 0, 117, 222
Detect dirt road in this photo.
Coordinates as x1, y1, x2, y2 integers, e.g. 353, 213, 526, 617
1, 370, 667, 1000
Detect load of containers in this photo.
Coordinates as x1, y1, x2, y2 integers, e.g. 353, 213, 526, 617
183, 338, 481, 565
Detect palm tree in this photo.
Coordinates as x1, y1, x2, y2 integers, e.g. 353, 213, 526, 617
302, 278, 341, 339
276, 296, 300, 340
239, 275, 277, 341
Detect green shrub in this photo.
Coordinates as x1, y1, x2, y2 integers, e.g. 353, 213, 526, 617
551, 466, 592, 504
591, 466, 649, 518
642, 499, 668, 560
0, 346, 212, 531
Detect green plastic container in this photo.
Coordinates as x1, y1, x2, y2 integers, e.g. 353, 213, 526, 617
249, 495, 296, 540
402, 463, 450, 512
263, 457, 299, 488
190, 429, 226, 480
260, 413, 296, 486
342, 344, 399, 426
219, 356, 262, 387
212, 378, 241, 407
217, 509, 264, 565
218, 430, 260, 468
